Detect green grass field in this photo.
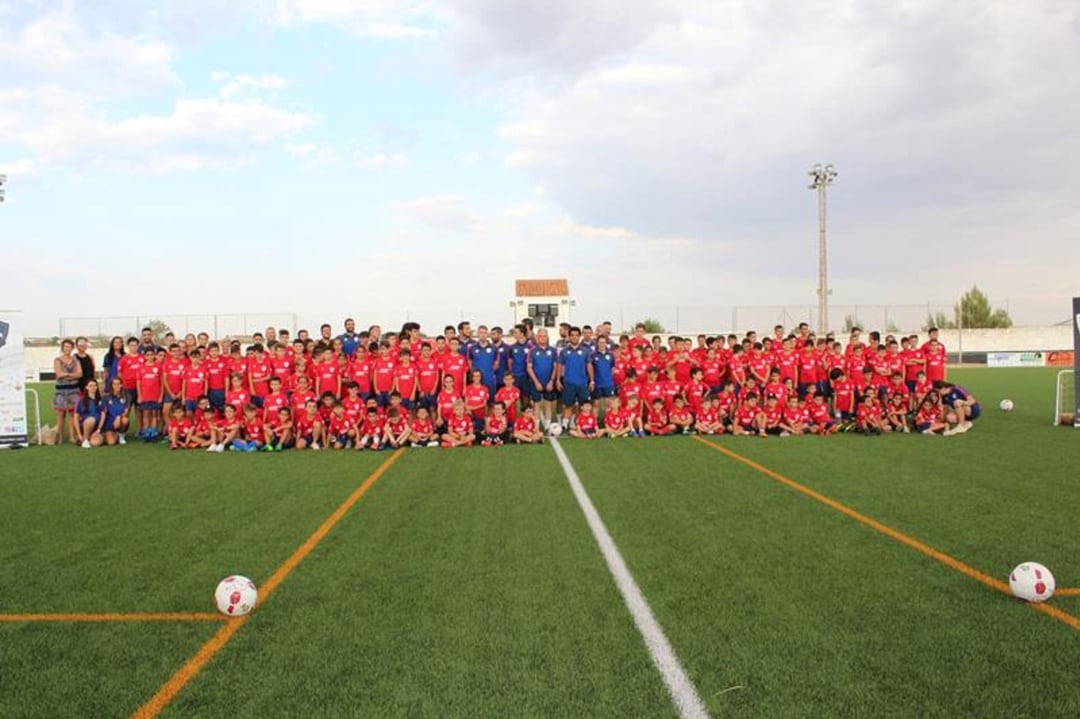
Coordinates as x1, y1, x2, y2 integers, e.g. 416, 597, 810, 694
3, 368, 1080, 717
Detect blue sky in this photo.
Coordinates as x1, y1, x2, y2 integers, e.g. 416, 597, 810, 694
2, 0, 1079, 338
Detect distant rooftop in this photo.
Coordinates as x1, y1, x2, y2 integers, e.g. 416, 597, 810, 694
515, 279, 569, 297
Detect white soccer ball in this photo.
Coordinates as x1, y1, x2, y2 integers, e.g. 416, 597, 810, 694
548, 422, 563, 436
215, 575, 258, 616
999, 399, 1014, 412
1009, 562, 1055, 603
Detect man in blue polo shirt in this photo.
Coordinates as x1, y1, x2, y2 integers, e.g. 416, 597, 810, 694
336, 317, 362, 358
589, 335, 616, 414
527, 329, 558, 429
468, 325, 499, 397
509, 324, 533, 407
558, 326, 593, 429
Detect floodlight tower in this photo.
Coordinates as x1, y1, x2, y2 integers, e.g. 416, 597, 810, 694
807, 163, 837, 334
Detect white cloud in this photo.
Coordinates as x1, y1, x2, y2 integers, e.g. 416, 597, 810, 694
354, 152, 409, 171
391, 194, 481, 231
285, 142, 342, 169
275, 0, 438, 38
460, 151, 482, 166
212, 72, 289, 99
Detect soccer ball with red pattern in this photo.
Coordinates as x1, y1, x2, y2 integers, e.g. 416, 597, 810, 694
1008, 562, 1055, 603
215, 575, 258, 616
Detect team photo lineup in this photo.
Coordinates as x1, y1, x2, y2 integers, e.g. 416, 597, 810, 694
50, 317, 981, 452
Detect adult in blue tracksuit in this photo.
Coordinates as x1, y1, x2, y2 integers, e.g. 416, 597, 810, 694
558, 327, 593, 427
589, 335, 616, 413
527, 329, 558, 428
935, 380, 981, 423
508, 324, 534, 403
468, 326, 499, 396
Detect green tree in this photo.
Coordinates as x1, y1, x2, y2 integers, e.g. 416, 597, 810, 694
145, 319, 173, 345
924, 311, 956, 331
955, 286, 1013, 328
633, 318, 667, 333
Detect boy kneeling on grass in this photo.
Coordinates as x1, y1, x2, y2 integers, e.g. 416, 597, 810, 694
442, 400, 476, 448
601, 397, 633, 438
512, 405, 545, 444
568, 400, 599, 439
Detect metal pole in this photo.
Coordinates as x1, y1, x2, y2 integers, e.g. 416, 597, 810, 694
957, 297, 964, 366
818, 181, 828, 335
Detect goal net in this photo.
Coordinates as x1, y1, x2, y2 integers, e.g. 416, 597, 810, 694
1055, 370, 1076, 426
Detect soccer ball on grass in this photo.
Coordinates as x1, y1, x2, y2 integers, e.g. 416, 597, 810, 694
548, 422, 563, 437
1008, 562, 1055, 603
215, 575, 259, 616
999, 399, 1014, 412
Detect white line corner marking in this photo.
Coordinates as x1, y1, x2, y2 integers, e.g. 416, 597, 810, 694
550, 438, 711, 719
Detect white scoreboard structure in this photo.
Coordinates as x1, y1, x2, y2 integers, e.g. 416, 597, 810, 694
511, 279, 572, 328
0, 310, 29, 448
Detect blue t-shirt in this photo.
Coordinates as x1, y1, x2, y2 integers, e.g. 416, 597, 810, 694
528, 346, 557, 384
469, 343, 498, 384
337, 332, 362, 358
509, 343, 531, 376
491, 341, 510, 379
942, 385, 972, 406
559, 344, 592, 386
590, 350, 615, 389
105, 394, 128, 423
77, 396, 104, 420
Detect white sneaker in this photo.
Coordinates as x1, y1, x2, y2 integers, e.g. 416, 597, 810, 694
206, 445, 216, 453
427, 440, 440, 447
960, 421, 973, 432
311, 443, 320, 451
81, 440, 91, 449
943, 427, 956, 436
118, 435, 127, 445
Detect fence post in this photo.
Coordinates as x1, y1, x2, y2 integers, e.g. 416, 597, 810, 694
675, 306, 680, 332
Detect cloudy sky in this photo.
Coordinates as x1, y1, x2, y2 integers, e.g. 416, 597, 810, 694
2, 0, 1078, 338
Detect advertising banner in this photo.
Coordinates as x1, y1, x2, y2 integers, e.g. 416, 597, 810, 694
986, 351, 1045, 368
0, 311, 29, 448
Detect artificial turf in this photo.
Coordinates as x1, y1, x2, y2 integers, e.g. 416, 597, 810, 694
1, 368, 1078, 717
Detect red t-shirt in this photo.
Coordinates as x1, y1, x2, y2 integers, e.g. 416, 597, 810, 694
448, 414, 472, 436
808, 402, 832, 425
263, 391, 288, 417
167, 417, 193, 436
372, 357, 397, 393
576, 412, 598, 433
118, 354, 144, 390
182, 366, 208, 401
699, 358, 725, 387
242, 416, 264, 439
225, 389, 250, 413
294, 412, 319, 437
347, 358, 373, 395
204, 356, 229, 391
696, 407, 719, 425
416, 358, 441, 395
411, 418, 434, 436
734, 405, 759, 428
329, 415, 354, 437
646, 407, 669, 430
832, 380, 856, 414
776, 351, 798, 384
163, 358, 187, 397
494, 387, 520, 420
137, 363, 163, 401
924, 348, 946, 382
515, 414, 537, 433
486, 414, 508, 435
440, 355, 468, 395
247, 357, 272, 397
670, 407, 693, 426
436, 391, 458, 422
464, 384, 489, 418
394, 364, 419, 399
313, 361, 341, 398
603, 410, 626, 430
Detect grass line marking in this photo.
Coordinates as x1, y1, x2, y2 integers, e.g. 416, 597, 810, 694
693, 437, 1080, 634
0, 612, 224, 623
131, 449, 405, 719
550, 438, 711, 719
1056, 588, 1080, 597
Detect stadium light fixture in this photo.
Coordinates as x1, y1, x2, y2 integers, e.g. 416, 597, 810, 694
807, 163, 837, 333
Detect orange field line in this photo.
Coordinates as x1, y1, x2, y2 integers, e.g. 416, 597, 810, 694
693, 437, 1080, 634
1055, 588, 1080, 597
131, 449, 405, 719
0, 612, 224, 623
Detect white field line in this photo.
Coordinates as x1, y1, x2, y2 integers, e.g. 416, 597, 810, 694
549, 438, 710, 719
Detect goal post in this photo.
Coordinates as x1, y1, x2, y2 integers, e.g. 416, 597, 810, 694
1056, 370, 1076, 427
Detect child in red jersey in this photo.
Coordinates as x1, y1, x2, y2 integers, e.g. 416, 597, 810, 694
600, 397, 632, 439
885, 393, 910, 433
213, 404, 241, 450
188, 397, 214, 449
806, 393, 836, 435
732, 393, 764, 437
328, 403, 356, 450
913, 370, 933, 406
569, 400, 599, 439
855, 394, 886, 435
317, 392, 337, 426
443, 401, 476, 448
341, 382, 365, 426
290, 374, 317, 417
356, 407, 386, 450
464, 370, 490, 430
482, 402, 511, 445
684, 367, 709, 416
914, 396, 947, 435
623, 395, 645, 437
693, 396, 723, 435
779, 396, 809, 436
383, 407, 411, 449
265, 407, 294, 451
762, 369, 788, 407
247, 344, 273, 408
225, 373, 250, 415
393, 349, 419, 409
166, 406, 193, 449
240, 403, 265, 451
829, 368, 856, 422
416, 343, 442, 410
645, 398, 675, 436
294, 399, 324, 450
261, 376, 289, 423
494, 373, 521, 427
669, 396, 694, 434
371, 342, 397, 406
761, 395, 784, 436
409, 407, 437, 447
512, 405, 545, 444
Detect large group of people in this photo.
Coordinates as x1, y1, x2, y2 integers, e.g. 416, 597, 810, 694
51, 317, 981, 451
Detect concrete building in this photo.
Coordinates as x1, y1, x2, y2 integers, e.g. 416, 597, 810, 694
511, 279, 571, 328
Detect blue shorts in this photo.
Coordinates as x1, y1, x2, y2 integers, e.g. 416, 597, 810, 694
375, 392, 392, 407
139, 401, 161, 411
560, 383, 590, 407
916, 422, 933, 432
592, 386, 615, 398
77, 415, 101, 430
528, 380, 557, 402
968, 403, 981, 420
162, 393, 176, 405
208, 390, 226, 411
419, 393, 438, 409
184, 400, 199, 413
250, 395, 265, 409
333, 433, 350, 445
125, 389, 138, 405
514, 374, 532, 397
